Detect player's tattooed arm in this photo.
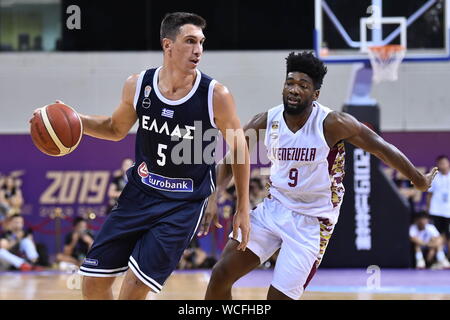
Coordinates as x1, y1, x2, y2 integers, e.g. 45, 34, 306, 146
323, 111, 437, 192
78, 74, 138, 141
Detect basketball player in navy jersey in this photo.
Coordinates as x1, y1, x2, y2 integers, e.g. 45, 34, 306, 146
204, 51, 438, 300
57, 12, 250, 299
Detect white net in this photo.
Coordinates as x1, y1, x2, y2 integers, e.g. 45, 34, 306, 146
367, 45, 406, 83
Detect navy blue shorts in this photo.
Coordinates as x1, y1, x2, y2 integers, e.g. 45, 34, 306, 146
78, 182, 208, 293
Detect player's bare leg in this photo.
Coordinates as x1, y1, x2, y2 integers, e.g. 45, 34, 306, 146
267, 285, 293, 300
118, 269, 152, 300
82, 276, 116, 300
205, 239, 260, 300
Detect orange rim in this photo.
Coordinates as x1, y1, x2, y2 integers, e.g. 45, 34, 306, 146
368, 45, 406, 60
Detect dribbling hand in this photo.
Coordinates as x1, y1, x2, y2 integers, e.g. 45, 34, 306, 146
29, 100, 66, 124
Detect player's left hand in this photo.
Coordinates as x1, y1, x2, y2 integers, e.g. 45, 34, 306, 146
413, 167, 438, 191
197, 193, 223, 237
29, 100, 65, 124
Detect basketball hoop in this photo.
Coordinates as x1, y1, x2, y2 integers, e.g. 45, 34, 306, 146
367, 45, 406, 83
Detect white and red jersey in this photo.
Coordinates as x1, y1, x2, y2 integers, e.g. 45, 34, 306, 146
264, 102, 346, 224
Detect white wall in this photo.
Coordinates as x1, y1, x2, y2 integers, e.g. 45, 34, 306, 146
1, 51, 449, 133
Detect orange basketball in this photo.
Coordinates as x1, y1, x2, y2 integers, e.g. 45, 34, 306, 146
30, 103, 83, 156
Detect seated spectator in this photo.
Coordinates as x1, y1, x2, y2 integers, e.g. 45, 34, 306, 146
107, 158, 133, 212
0, 214, 41, 271
178, 238, 216, 270
0, 175, 7, 223
410, 212, 450, 269
0, 175, 24, 216
219, 185, 236, 220
249, 177, 266, 209
56, 217, 94, 269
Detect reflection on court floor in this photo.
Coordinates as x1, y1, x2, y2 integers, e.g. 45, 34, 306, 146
0, 268, 449, 300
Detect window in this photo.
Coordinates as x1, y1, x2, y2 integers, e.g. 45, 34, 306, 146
0, 0, 62, 52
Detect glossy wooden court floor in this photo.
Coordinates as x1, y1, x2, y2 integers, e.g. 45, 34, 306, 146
0, 270, 449, 300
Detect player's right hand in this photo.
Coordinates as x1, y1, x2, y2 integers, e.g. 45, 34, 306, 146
233, 207, 250, 251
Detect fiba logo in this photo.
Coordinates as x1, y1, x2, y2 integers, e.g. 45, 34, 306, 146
142, 86, 152, 109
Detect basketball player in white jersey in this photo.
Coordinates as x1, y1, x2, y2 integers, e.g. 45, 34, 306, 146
203, 51, 438, 300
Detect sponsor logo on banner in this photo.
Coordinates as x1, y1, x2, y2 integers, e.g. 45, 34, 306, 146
137, 162, 193, 192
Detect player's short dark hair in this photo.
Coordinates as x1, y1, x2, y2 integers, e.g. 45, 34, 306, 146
73, 216, 86, 227
160, 12, 206, 41
286, 51, 328, 90
436, 154, 449, 162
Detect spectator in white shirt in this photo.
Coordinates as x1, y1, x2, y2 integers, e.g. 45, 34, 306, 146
410, 212, 450, 269
426, 155, 450, 255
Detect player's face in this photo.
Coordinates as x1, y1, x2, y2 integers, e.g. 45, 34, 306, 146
169, 24, 205, 71
282, 72, 319, 115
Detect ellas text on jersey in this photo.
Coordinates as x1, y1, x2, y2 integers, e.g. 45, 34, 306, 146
141, 115, 195, 140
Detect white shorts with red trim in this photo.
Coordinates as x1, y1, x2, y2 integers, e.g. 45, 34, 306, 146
232, 196, 335, 300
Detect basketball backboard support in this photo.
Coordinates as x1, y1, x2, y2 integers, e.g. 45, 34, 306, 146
314, 0, 450, 63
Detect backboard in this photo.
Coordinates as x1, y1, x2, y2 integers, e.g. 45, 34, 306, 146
314, 0, 450, 63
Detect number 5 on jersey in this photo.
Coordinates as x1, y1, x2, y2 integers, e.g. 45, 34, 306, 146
157, 143, 167, 166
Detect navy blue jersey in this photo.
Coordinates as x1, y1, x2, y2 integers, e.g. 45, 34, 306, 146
129, 67, 217, 201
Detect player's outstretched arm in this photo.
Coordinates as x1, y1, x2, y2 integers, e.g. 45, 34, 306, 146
78, 74, 139, 141
213, 83, 251, 251
324, 111, 437, 192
